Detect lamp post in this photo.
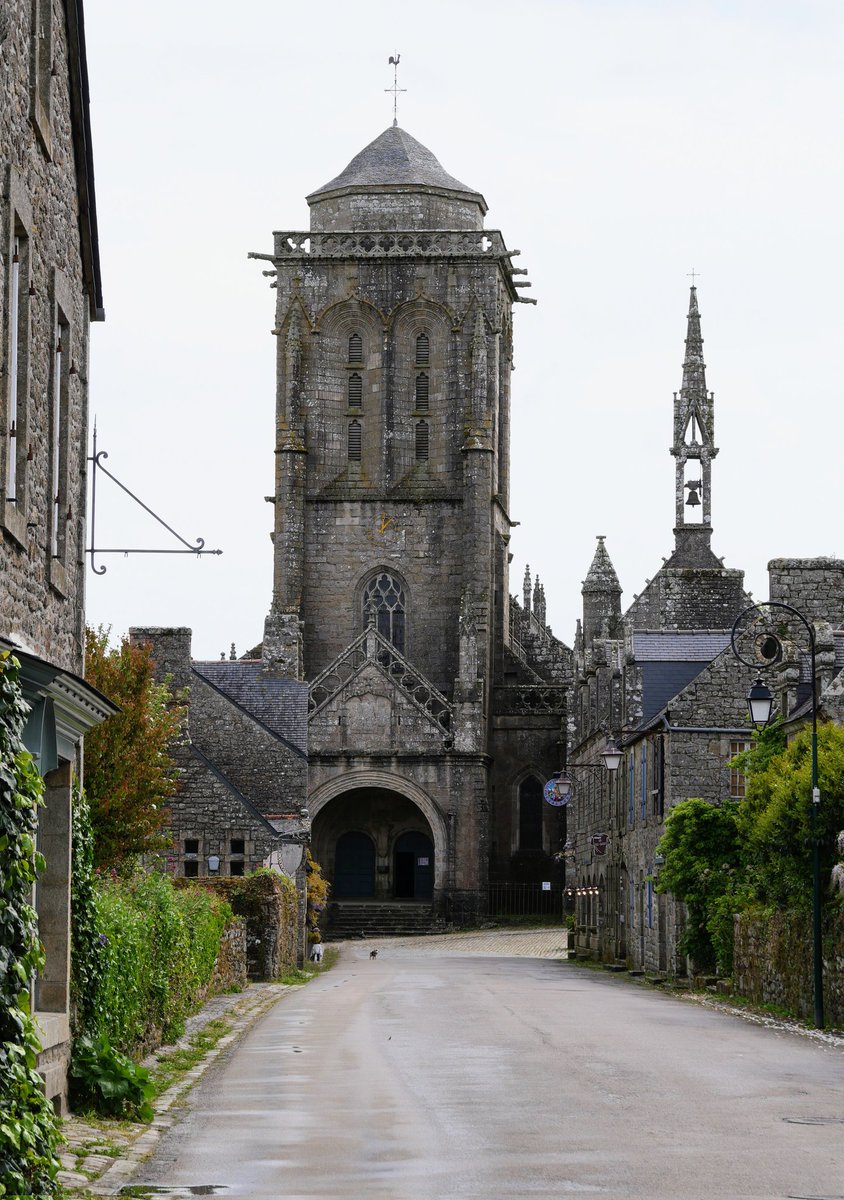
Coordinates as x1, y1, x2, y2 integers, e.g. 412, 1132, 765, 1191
730, 601, 823, 1029
546, 735, 623, 806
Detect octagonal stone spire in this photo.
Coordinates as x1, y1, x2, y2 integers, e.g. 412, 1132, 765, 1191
582, 536, 622, 644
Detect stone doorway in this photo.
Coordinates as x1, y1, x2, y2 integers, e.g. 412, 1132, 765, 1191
311, 786, 438, 901
334, 830, 376, 897
393, 830, 434, 899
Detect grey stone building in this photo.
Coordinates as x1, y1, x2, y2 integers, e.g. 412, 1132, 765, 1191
569, 288, 755, 970
1, 0, 116, 1109
569, 293, 844, 973
129, 627, 310, 958
247, 125, 571, 923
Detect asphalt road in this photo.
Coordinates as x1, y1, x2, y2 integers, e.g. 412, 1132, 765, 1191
132, 935, 844, 1199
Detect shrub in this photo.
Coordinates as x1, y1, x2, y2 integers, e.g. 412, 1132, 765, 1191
656, 797, 743, 973
306, 851, 329, 944
72, 868, 231, 1060
69, 1035, 154, 1121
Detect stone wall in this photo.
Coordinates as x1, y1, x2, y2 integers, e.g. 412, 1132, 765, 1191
1, 0, 99, 677
207, 919, 248, 994
768, 558, 844, 625
308, 189, 486, 233
302, 499, 464, 695
734, 908, 844, 1026
202, 873, 301, 979
626, 567, 747, 633
164, 746, 280, 877
188, 671, 306, 818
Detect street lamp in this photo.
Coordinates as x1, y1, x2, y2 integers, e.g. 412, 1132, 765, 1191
731, 601, 823, 1029
746, 677, 774, 728
600, 735, 623, 773
545, 736, 622, 806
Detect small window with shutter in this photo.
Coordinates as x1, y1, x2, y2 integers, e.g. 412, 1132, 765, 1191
414, 373, 429, 412
348, 420, 362, 461
348, 333, 363, 364
415, 420, 429, 461
415, 333, 429, 365
348, 373, 363, 408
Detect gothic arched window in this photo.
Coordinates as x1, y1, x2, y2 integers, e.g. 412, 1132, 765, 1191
348, 333, 363, 364
348, 420, 362, 461
518, 776, 544, 851
363, 572, 406, 655
348, 373, 362, 408
415, 333, 429, 365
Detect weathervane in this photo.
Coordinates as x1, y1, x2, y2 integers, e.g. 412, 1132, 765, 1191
385, 53, 406, 127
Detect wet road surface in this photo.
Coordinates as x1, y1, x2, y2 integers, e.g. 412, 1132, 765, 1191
129, 934, 844, 1199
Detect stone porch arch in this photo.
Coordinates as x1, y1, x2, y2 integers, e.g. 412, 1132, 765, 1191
308, 769, 448, 891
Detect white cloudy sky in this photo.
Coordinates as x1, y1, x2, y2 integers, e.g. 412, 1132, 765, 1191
83, 0, 844, 660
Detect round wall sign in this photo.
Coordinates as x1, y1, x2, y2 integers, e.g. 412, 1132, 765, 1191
544, 778, 569, 807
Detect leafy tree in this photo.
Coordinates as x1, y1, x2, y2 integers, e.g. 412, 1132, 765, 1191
657, 720, 844, 974
736, 720, 844, 911
655, 797, 747, 973
84, 627, 185, 867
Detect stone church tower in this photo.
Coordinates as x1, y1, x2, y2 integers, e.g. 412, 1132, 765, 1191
251, 126, 569, 922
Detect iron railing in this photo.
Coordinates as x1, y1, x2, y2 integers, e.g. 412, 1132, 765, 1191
486, 882, 569, 919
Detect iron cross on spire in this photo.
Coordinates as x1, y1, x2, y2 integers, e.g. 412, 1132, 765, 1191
687, 268, 701, 286
385, 53, 406, 127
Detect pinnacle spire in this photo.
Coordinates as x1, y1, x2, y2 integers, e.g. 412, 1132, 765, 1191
583, 536, 621, 593
581, 536, 622, 644
680, 286, 707, 401
672, 284, 718, 548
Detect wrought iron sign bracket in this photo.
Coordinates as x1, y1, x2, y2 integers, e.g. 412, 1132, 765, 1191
87, 425, 223, 575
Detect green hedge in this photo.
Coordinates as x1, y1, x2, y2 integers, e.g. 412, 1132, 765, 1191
78, 870, 231, 1057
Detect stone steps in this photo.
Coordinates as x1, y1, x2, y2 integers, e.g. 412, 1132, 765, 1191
327, 902, 437, 939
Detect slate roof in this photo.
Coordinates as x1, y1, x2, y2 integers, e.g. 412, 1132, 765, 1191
640, 662, 712, 724
632, 631, 732, 662
633, 631, 733, 725
191, 662, 308, 757
307, 125, 485, 205
188, 745, 279, 833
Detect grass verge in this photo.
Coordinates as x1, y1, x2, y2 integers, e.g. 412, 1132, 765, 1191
280, 946, 340, 985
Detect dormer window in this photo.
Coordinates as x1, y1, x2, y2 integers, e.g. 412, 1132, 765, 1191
348, 333, 363, 364
414, 373, 429, 412
415, 333, 429, 366
348, 373, 363, 408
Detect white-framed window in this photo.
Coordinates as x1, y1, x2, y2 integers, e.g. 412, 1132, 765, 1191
729, 740, 750, 799
49, 313, 70, 561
